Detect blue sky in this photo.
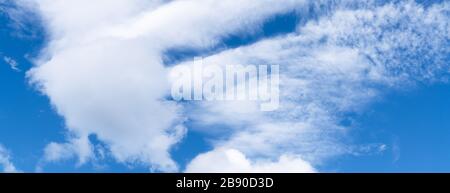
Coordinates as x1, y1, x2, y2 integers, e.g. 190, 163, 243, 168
0, 0, 449, 172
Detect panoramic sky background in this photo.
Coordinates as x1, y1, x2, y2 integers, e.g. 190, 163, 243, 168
0, 0, 449, 172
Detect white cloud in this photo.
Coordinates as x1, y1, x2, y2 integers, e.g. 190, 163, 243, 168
104, 0, 307, 46
19, 0, 308, 172
3, 56, 20, 72
0, 145, 18, 173
184, 0, 449, 170
0, 0, 42, 38
42, 137, 93, 164
185, 148, 315, 173
9, 0, 449, 172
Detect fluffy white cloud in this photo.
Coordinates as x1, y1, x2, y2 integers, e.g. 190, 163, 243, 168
0, 145, 18, 173
19, 0, 307, 171
185, 148, 315, 173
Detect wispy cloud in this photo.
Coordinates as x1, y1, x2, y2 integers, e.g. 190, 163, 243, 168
183, 0, 449, 171
3, 56, 20, 72
0, 145, 19, 173
0, 0, 42, 39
